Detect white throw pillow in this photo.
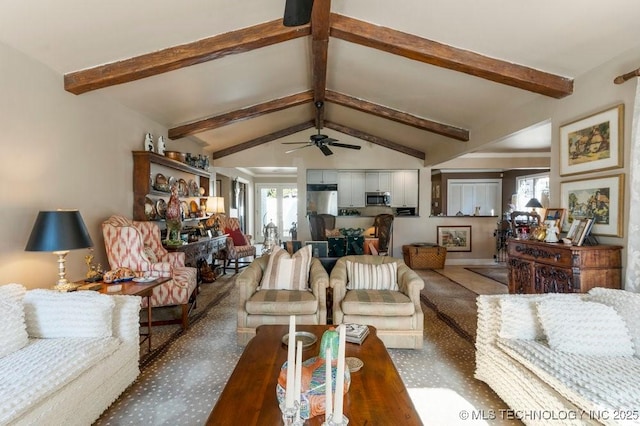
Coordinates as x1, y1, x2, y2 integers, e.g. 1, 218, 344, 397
24, 290, 115, 338
498, 297, 544, 340
587, 287, 640, 357
346, 260, 399, 291
0, 283, 28, 358
536, 298, 634, 356
259, 245, 312, 291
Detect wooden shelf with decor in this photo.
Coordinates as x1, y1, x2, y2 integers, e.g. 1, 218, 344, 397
132, 151, 210, 222
506, 238, 622, 294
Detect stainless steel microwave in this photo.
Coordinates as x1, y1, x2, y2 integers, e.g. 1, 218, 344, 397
366, 192, 391, 206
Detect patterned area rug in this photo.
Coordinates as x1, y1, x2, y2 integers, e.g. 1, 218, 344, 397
416, 270, 480, 342
95, 271, 518, 426
464, 266, 508, 285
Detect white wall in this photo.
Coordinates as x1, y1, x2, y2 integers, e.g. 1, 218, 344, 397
0, 41, 205, 288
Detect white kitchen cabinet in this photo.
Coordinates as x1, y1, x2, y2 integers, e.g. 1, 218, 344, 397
447, 179, 501, 216
338, 171, 365, 207
390, 170, 418, 207
365, 172, 391, 193
307, 169, 338, 184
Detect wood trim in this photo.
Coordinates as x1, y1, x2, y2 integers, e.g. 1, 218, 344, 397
169, 91, 314, 140
211, 121, 315, 160
325, 90, 469, 141
64, 20, 311, 95
324, 121, 425, 160
311, 0, 332, 129
614, 68, 640, 84
329, 14, 573, 99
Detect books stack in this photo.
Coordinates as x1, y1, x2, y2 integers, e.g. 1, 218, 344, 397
345, 323, 369, 345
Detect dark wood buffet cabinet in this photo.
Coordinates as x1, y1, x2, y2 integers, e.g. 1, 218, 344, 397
507, 238, 622, 294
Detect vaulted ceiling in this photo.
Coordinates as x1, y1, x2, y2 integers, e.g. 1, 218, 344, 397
2, 0, 640, 164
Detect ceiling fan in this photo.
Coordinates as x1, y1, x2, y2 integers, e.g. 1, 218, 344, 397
282, 102, 362, 156
283, 0, 314, 27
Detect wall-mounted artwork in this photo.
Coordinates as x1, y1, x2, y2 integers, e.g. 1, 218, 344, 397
560, 174, 624, 237
437, 226, 472, 252
559, 104, 623, 176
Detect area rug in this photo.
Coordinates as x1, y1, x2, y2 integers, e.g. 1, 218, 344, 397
464, 266, 508, 286
416, 269, 481, 342
95, 272, 517, 426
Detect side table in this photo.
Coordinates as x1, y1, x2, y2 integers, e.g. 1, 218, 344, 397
78, 277, 170, 351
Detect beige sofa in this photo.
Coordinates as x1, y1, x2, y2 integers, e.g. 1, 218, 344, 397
236, 255, 329, 345
330, 255, 424, 349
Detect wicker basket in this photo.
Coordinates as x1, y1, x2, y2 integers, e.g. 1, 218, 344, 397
402, 244, 447, 269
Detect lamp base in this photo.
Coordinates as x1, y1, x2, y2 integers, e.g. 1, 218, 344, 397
53, 282, 80, 292
52, 250, 79, 292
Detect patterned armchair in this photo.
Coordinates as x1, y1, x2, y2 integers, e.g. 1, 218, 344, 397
102, 215, 198, 329
213, 215, 256, 273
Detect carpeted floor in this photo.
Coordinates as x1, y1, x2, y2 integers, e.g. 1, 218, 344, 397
95, 270, 520, 426
464, 266, 509, 286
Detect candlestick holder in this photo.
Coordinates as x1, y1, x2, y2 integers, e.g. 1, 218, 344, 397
280, 401, 299, 426
323, 414, 349, 425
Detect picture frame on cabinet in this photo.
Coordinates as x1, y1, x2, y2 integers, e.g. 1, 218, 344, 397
543, 208, 566, 230
559, 104, 624, 176
560, 173, 624, 237
437, 226, 472, 252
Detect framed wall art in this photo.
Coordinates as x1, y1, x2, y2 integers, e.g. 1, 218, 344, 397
560, 173, 624, 237
543, 208, 566, 229
437, 226, 472, 252
559, 104, 623, 176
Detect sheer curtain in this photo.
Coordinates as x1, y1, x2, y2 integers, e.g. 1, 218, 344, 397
625, 81, 640, 292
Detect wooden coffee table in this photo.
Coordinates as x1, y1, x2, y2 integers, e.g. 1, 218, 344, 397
79, 277, 170, 351
206, 324, 422, 425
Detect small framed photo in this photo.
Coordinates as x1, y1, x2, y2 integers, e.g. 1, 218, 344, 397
565, 219, 581, 241
559, 104, 624, 176
543, 208, 566, 230
437, 226, 472, 252
304, 241, 328, 257
560, 173, 624, 237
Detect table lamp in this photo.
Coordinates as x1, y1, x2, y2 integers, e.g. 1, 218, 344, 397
25, 210, 93, 292
525, 197, 543, 214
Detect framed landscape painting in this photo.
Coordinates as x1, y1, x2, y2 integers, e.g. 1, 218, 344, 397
559, 104, 623, 176
560, 174, 624, 237
437, 226, 472, 252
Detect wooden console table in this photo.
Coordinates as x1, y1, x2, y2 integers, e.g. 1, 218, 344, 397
165, 234, 227, 281
506, 238, 622, 294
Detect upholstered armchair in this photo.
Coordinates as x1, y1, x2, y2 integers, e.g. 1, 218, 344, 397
330, 255, 424, 349
236, 247, 329, 345
102, 215, 198, 329
214, 215, 256, 273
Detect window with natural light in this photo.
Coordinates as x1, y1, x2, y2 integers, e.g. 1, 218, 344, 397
514, 173, 549, 210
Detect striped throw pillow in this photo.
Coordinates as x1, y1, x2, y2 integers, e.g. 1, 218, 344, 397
259, 245, 312, 291
346, 260, 399, 291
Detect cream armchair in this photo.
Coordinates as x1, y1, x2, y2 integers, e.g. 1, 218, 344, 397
331, 255, 424, 349
236, 255, 329, 345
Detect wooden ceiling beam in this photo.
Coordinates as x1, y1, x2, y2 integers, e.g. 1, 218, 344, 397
169, 91, 313, 140
310, 0, 332, 128
211, 121, 315, 159
325, 90, 469, 141
64, 19, 310, 95
329, 14, 573, 99
324, 121, 425, 160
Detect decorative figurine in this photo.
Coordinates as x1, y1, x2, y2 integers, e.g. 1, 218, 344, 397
165, 184, 182, 244
156, 135, 166, 155
144, 133, 154, 152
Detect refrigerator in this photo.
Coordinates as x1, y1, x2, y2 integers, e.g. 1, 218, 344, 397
306, 184, 338, 216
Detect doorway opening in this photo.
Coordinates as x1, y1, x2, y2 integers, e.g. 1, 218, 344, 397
256, 184, 298, 244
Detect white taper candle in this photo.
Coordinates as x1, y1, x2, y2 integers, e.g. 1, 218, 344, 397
294, 340, 303, 419
333, 324, 346, 420
285, 315, 296, 408
325, 347, 333, 418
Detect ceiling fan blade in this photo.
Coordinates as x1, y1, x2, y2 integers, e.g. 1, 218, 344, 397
283, 0, 314, 27
319, 145, 333, 156
329, 142, 361, 150
282, 141, 311, 145
285, 144, 313, 154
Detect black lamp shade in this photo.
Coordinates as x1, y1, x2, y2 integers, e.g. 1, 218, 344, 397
25, 210, 93, 252
283, 0, 314, 27
525, 198, 543, 208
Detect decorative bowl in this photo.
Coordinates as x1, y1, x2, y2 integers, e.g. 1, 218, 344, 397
164, 151, 186, 163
